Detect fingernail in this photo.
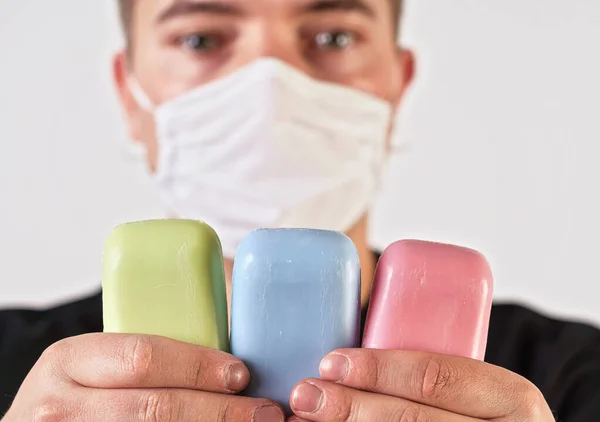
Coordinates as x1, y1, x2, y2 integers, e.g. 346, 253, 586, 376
320, 354, 349, 382
292, 383, 323, 414
226, 362, 249, 391
254, 405, 285, 422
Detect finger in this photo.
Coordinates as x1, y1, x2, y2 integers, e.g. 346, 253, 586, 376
103, 389, 284, 422
42, 388, 285, 422
290, 379, 482, 422
42, 333, 249, 393
319, 349, 545, 419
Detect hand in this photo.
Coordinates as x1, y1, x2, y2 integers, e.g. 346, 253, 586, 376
288, 349, 555, 421
2, 333, 284, 421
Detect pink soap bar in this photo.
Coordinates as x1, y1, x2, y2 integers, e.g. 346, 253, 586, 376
363, 240, 493, 360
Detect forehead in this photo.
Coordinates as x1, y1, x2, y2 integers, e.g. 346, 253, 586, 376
135, 0, 394, 22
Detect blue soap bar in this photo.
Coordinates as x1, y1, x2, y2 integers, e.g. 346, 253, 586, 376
230, 229, 361, 414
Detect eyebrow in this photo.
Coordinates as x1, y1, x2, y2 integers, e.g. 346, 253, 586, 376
302, 0, 376, 18
155, 0, 376, 26
156, 0, 243, 25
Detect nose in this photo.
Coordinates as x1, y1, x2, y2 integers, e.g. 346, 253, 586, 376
237, 22, 313, 75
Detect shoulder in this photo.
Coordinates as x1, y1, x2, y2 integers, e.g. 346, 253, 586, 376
0, 291, 103, 341
0, 291, 102, 412
487, 303, 600, 421
487, 302, 600, 369
0, 290, 102, 356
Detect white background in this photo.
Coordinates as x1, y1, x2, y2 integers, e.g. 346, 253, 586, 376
1, 0, 599, 324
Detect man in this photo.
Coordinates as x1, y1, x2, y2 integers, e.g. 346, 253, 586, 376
1, 0, 599, 420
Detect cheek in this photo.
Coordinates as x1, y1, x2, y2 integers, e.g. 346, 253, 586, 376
133, 28, 204, 104
346, 58, 398, 103
138, 48, 199, 103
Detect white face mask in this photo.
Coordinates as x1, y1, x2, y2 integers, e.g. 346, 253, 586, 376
130, 58, 394, 258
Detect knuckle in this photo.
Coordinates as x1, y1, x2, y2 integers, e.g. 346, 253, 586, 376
32, 399, 68, 422
515, 382, 548, 419
139, 390, 180, 422
208, 396, 270, 422
362, 350, 385, 390
398, 404, 430, 422
186, 352, 209, 389
419, 356, 457, 400
340, 392, 356, 422
39, 340, 71, 377
123, 336, 154, 383
214, 398, 232, 422
40, 340, 68, 364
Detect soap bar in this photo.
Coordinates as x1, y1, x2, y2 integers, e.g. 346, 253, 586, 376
363, 240, 493, 360
230, 229, 361, 414
102, 219, 229, 352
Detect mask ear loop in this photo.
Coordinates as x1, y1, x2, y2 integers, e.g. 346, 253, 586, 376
128, 77, 156, 112
120, 77, 157, 163
368, 116, 412, 198
386, 112, 414, 158
120, 138, 148, 162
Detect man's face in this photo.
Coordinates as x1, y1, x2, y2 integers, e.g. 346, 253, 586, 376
114, 0, 414, 171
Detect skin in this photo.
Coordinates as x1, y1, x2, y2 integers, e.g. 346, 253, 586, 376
2, 0, 555, 421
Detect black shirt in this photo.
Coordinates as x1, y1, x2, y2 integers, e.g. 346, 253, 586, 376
2, 291, 600, 420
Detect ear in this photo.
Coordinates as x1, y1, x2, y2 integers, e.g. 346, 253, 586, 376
392, 47, 416, 108
113, 51, 143, 142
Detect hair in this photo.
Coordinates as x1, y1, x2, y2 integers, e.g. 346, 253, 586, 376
118, 0, 403, 46
118, 0, 133, 45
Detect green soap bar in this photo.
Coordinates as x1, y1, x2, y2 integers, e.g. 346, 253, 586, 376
102, 219, 229, 352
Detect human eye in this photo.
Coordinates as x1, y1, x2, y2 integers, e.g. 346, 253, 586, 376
313, 30, 358, 51
178, 33, 223, 53
303, 26, 369, 74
